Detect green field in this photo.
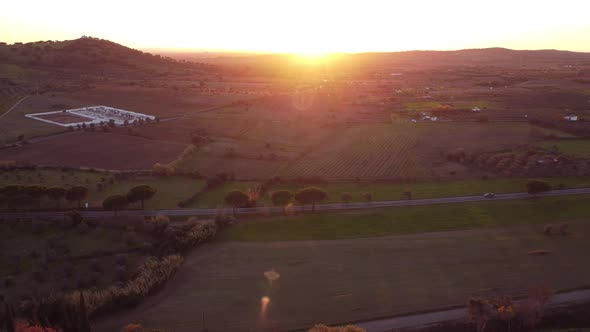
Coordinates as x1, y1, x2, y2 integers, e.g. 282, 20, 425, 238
197, 176, 590, 208
97, 215, 590, 332
219, 194, 590, 241
541, 139, 590, 156
402, 100, 498, 110
0, 169, 204, 209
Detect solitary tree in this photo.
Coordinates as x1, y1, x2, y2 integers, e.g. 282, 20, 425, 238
66, 186, 88, 209
126, 185, 157, 209
22, 185, 46, 208
527, 180, 551, 195
341, 192, 352, 205
102, 194, 128, 216
404, 191, 413, 200
294, 187, 327, 212
362, 192, 373, 203
224, 190, 249, 216
47, 187, 67, 208
271, 190, 293, 215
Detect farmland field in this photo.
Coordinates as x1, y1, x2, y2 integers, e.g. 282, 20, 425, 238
0, 132, 187, 170
216, 176, 588, 206
275, 122, 560, 179
540, 139, 590, 157
0, 169, 204, 209
220, 194, 590, 241
96, 212, 590, 331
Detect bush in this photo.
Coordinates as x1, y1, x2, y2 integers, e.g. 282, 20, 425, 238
62, 263, 74, 277
157, 220, 217, 255
90, 259, 102, 272
77, 222, 90, 234
544, 222, 569, 236
308, 325, 366, 332
115, 266, 129, 282
32, 270, 45, 283
151, 215, 170, 236
4, 276, 15, 287
214, 214, 237, 228
61, 255, 184, 317
115, 255, 129, 267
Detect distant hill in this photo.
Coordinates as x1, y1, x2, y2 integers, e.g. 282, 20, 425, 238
174, 47, 590, 77
0, 37, 219, 79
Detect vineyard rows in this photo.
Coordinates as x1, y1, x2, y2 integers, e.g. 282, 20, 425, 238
277, 124, 430, 179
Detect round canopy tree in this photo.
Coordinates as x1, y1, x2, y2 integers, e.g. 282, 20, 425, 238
294, 187, 328, 212
46, 187, 67, 208
270, 190, 293, 215
126, 185, 157, 209
527, 180, 552, 195
224, 190, 249, 216
66, 186, 88, 209
102, 194, 128, 216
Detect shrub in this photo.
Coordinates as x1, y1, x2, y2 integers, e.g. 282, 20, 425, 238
341, 192, 352, 204
4, 276, 15, 287
527, 180, 552, 194
90, 259, 102, 272
77, 222, 90, 234
115, 266, 129, 282
62, 263, 74, 277
157, 220, 217, 255
126, 233, 139, 247
151, 215, 170, 236
61, 255, 184, 317
308, 325, 366, 332
32, 270, 45, 283
115, 255, 129, 267
544, 222, 569, 236
214, 214, 237, 228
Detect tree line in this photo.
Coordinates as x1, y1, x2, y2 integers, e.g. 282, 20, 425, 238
0, 184, 156, 214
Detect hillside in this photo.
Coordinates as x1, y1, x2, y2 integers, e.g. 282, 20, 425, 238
0, 37, 219, 81
173, 47, 590, 77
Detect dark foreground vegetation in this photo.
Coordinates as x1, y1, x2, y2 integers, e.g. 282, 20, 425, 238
0, 210, 233, 332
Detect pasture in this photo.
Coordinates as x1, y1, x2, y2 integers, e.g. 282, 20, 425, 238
0, 169, 204, 210
220, 194, 590, 241
275, 122, 563, 180
541, 139, 590, 157
96, 212, 590, 332
0, 132, 187, 170
257, 176, 589, 205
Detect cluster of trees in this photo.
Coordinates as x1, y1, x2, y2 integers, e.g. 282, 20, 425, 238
0, 291, 90, 332
224, 187, 380, 215
225, 187, 328, 214
102, 185, 157, 215
0, 185, 88, 210
224, 187, 330, 215
448, 147, 589, 177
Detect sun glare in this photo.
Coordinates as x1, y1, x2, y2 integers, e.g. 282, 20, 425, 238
294, 51, 331, 63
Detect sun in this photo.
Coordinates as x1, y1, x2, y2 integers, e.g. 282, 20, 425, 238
293, 50, 331, 63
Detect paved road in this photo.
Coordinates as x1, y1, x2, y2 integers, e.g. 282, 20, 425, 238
0, 95, 28, 121
2, 187, 590, 220
357, 289, 590, 332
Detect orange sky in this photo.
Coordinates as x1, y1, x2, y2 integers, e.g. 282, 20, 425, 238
2, 0, 590, 53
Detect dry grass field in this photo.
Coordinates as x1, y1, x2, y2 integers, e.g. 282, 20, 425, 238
0, 132, 187, 170
95, 218, 590, 332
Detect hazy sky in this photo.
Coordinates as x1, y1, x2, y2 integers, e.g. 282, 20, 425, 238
2, 0, 590, 53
